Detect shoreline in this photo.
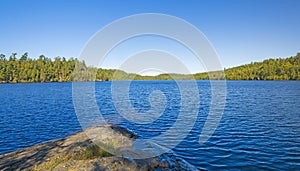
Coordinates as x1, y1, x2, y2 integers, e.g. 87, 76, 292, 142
0, 79, 299, 85
0, 124, 197, 171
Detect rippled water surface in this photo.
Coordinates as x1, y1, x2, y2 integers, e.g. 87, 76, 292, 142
0, 81, 299, 170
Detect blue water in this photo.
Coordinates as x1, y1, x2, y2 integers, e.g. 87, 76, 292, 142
0, 81, 299, 170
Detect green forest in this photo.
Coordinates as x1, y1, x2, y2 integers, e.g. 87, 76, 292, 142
0, 52, 299, 83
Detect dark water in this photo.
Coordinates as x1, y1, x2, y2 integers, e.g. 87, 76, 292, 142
0, 81, 299, 170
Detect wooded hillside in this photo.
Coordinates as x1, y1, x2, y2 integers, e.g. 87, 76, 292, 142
0, 52, 299, 83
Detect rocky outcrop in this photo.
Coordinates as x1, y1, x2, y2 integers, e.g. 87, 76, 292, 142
0, 125, 197, 171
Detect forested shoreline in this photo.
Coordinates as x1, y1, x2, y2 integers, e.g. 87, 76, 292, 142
0, 52, 299, 83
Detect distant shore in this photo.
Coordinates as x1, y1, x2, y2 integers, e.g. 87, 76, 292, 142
0, 53, 299, 83
0, 79, 299, 85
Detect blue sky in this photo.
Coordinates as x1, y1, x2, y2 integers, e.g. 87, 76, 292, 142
0, 0, 299, 73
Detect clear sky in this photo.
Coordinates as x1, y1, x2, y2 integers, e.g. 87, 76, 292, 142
0, 0, 299, 73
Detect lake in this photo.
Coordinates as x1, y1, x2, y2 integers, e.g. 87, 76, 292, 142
0, 81, 299, 170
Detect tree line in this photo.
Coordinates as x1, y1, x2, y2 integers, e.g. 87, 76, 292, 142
224, 53, 300, 80
0, 52, 299, 83
0, 53, 77, 83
